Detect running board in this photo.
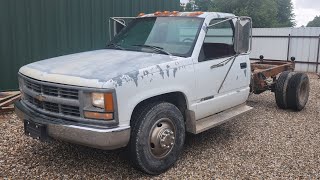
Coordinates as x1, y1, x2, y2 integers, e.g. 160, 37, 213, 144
186, 104, 253, 134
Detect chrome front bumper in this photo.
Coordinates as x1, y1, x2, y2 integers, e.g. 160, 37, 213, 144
15, 101, 130, 150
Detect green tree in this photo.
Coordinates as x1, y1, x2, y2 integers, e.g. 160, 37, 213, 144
179, 5, 185, 12
184, 0, 296, 28
185, 2, 193, 11
212, 0, 279, 28
275, 0, 295, 27
307, 16, 320, 27
194, 0, 212, 11
184, 0, 212, 12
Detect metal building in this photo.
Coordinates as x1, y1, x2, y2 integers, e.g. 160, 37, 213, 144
0, 0, 179, 91
251, 27, 320, 73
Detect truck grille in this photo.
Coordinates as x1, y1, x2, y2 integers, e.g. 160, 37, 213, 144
25, 79, 79, 99
20, 75, 81, 118
25, 94, 81, 117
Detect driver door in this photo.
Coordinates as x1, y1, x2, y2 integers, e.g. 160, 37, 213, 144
193, 18, 250, 120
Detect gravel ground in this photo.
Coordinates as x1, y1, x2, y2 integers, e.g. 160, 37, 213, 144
1, 74, 319, 179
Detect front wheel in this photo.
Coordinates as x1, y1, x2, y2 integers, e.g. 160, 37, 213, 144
128, 102, 185, 175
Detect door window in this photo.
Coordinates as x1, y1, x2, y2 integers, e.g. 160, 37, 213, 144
199, 19, 235, 61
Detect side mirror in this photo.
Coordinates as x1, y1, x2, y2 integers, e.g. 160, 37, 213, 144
234, 17, 252, 54
109, 17, 134, 41
115, 23, 125, 36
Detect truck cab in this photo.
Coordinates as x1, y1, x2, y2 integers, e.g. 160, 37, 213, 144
16, 12, 253, 174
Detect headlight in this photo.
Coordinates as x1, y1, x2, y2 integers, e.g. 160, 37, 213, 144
85, 92, 115, 120
92, 93, 105, 109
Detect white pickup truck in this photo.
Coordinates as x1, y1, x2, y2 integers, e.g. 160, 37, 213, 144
15, 11, 310, 174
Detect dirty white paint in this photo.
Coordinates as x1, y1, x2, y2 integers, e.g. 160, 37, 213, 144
20, 12, 251, 126
20, 49, 180, 88
190, 13, 250, 120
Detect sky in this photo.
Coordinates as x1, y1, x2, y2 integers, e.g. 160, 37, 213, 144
180, 0, 320, 27
294, 0, 320, 26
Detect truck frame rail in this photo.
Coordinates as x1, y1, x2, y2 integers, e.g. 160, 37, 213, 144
251, 58, 295, 94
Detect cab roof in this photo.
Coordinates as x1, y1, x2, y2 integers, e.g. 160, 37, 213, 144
139, 11, 235, 19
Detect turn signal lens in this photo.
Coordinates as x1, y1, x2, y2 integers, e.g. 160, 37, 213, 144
154, 11, 162, 16
84, 111, 113, 120
188, 11, 203, 16
172, 11, 179, 15
138, 12, 145, 17
104, 93, 114, 112
163, 11, 170, 14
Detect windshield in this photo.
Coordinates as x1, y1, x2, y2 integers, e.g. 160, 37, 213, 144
108, 17, 204, 57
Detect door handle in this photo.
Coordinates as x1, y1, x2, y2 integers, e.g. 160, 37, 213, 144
210, 63, 224, 69
240, 62, 247, 69
210, 56, 237, 69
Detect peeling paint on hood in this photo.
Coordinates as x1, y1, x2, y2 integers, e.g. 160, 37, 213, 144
20, 49, 180, 87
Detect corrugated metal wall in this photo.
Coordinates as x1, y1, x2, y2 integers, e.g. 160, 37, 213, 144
251, 27, 320, 73
0, 0, 179, 91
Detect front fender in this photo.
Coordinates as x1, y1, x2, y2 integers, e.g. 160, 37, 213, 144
103, 59, 196, 126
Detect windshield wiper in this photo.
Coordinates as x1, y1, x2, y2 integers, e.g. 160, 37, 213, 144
106, 43, 125, 50
132, 44, 172, 55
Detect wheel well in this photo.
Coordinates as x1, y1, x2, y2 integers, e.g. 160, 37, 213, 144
130, 92, 188, 122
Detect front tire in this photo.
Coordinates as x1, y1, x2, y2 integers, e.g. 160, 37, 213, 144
129, 102, 185, 175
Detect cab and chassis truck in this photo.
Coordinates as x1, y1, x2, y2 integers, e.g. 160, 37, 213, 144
15, 12, 310, 174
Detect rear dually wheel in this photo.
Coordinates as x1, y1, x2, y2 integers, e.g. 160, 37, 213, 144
286, 72, 310, 111
275, 71, 294, 109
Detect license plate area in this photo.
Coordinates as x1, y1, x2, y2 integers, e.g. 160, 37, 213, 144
24, 120, 48, 141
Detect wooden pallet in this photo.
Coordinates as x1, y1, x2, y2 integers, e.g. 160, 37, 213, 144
0, 91, 21, 113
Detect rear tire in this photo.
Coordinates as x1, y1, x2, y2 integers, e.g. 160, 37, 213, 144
128, 102, 185, 175
286, 73, 310, 111
275, 71, 294, 109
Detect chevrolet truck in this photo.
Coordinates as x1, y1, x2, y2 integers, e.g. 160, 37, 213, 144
15, 11, 310, 174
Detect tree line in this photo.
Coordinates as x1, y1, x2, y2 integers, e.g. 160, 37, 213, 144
181, 0, 298, 28
307, 16, 320, 27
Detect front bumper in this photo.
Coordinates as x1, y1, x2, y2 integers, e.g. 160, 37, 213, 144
15, 100, 130, 150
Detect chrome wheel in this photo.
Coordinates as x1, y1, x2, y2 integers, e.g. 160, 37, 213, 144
129, 102, 185, 174
149, 118, 176, 158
